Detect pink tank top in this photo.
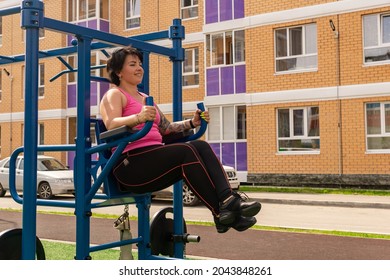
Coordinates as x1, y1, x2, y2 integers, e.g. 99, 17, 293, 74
117, 88, 163, 153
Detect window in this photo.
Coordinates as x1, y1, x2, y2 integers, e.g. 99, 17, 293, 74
67, 53, 99, 83
206, 30, 245, 67
68, 0, 96, 22
277, 107, 320, 152
183, 48, 199, 87
22, 28, 45, 42
366, 102, 390, 151
207, 105, 247, 170
181, 0, 198, 20
125, 0, 140, 29
208, 105, 246, 141
0, 70, 2, 101
20, 123, 44, 148
0, 17, 2, 46
39, 123, 44, 146
38, 63, 45, 97
21, 63, 44, 98
275, 24, 317, 73
68, 55, 77, 83
363, 13, 390, 63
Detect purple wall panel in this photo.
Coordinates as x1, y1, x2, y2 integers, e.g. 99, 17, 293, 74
236, 142, 247, 171
88, 19, 97, 30
67, 151, 75, 169
234, 0, 245, 19
207, 68, 220, 96
210, 143, 221, 161
100, 83, 110, 100
91, 82, 98, 106
67, 34, 73, 46
67, 84, 77, 108
220, 0, 232, 21
205, 0, 218, 24
221, 66, 234, 94
100, 19, 110, 32
235, 65, 246, 93
222, 143, 235, 167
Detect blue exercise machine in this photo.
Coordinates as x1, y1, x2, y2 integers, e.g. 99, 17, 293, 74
0, 0, 206, 260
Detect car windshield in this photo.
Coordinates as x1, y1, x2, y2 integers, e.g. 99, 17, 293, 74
37, 159, 68, 171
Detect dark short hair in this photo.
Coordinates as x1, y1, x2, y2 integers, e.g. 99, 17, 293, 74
106, 46, 143, 86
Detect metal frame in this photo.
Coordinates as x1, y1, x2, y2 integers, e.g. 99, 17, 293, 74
1, 0, 189, 260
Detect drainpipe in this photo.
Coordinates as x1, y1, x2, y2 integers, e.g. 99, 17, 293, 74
330, 16, 343, 181
3, 68, 13, 154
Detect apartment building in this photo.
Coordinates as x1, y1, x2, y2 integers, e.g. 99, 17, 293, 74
0, 0, 389, 187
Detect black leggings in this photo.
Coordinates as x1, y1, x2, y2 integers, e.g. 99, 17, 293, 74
112, 140, 233, 216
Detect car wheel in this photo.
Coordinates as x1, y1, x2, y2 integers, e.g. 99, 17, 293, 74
37, 182, 53, 199
0, 183, 6, 197
182, 183, 200, 206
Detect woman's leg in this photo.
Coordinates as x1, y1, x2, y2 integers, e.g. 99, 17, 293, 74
188, 141, 261, 225
112, 144, 223, 217
187, 140, 232, 201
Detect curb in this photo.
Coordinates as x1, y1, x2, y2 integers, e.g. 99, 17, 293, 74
252, 197, 390, 209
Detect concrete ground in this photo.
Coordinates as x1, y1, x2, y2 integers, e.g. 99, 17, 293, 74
1, 192, 390, 260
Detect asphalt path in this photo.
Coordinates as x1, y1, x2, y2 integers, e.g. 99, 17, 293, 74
1, 196, 390, 260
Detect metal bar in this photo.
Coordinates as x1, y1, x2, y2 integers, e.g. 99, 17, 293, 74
21, 0, 43, 260
89, 238, 142, 253
9, 145, 76, 206
0, 6, 21, 17
140, 51, 150, 94
74, 34, 92, 260
0, 24, 171, 66
170, 18, 185, 259
44, 18, 175, 57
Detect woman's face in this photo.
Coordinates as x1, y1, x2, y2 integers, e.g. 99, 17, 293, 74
118, 54, 144, 86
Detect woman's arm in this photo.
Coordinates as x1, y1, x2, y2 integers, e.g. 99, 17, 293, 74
156, 106, 193, 136
100, 89, 140, 130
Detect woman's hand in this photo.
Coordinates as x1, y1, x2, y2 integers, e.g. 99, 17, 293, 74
191, 109, 210, 127
138, 105, 156, 123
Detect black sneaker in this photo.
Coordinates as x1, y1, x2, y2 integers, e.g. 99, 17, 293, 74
214, 217, 231, 233
232, 216, 257, 232
214, 216, 257, 233
219, 191, 261, 225
233, 191, 262, 217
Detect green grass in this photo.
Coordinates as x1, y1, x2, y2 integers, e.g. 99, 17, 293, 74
42, 240, 121, 260
239, 185, 390, 196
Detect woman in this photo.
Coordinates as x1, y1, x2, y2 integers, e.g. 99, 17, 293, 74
100, 46, 261, 233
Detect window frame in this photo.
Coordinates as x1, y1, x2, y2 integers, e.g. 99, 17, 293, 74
183, 48, 199, 88
277, 106, 320, 154
206, 29, 245, 68
38, 63, 45, 98
0, 70, 2, 102
363, 13, 390, 65
125, 0, 141, 30
181, 0, 198, 20
274, 23, 318, 73
365, 102, 390, 153
207, 105, 247, 142
68, 0, 97, 22
0, 16, 3, 46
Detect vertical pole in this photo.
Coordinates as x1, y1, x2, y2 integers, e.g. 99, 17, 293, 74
169, 18, 185, 258
20, 0, 43, 260
74, 35, 92, 260
140, 51, 150, 94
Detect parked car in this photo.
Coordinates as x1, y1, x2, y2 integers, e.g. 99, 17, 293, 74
0, 155, 74, 199
153, 165, 240, 206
